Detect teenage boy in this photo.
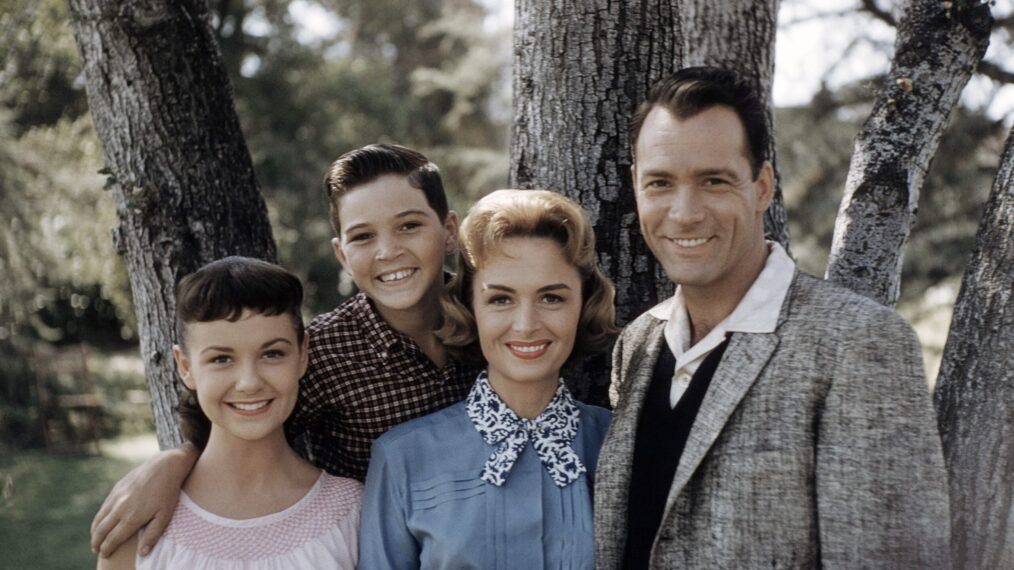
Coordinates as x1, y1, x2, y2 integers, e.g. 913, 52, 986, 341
91, 144, 478, 558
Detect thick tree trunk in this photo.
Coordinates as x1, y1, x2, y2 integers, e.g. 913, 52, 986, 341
511, 0, 782, 404
68, 0, 276, 449
934, 124, 1014, 570
825, 0, 991, 306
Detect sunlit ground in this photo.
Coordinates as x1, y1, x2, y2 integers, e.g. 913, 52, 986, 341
0, 433, 157, 570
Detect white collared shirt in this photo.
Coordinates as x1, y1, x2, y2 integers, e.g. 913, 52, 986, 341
646, 242, 796, 408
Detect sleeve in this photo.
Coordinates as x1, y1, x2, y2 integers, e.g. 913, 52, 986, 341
358, 438, 420, 570
816, 309, 951, 569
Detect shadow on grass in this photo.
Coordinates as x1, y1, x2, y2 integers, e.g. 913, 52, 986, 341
0, 449, 143, 570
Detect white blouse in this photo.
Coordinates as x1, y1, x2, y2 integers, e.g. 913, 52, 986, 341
137, 472, 361, 569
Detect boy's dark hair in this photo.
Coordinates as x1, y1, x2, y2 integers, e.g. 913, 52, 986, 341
629, 66, 770, 177
322, 143, 449, 234
175, 256, 304, 450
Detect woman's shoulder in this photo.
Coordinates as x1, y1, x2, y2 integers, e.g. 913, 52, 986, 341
374, 401, 470, 450
575, 400, 611, 429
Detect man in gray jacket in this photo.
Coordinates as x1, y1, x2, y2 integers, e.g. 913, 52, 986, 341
594, 67, 950, 569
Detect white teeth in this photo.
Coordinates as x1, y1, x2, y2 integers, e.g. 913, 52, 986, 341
511, 343, 547, 353
379, 269, 414, 283
674, 237, 709, 247
231, 401, 269, 411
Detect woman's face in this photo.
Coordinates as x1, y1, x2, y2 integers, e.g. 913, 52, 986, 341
471, 236, 583, 392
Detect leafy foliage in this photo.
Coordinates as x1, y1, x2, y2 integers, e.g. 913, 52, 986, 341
209, 0, 510, 314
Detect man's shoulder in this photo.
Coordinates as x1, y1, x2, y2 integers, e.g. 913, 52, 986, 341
618, 308, 666, 344
786, 272, 909, 328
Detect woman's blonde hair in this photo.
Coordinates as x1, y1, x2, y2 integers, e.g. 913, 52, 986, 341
438, 189, 618, 366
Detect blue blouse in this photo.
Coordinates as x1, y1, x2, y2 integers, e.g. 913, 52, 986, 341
358, 396, 610, 569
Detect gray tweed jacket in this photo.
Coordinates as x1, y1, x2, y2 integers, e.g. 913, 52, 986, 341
594, 271, 950, 569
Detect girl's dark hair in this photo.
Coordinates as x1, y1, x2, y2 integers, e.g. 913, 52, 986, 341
174, 256, 304, 449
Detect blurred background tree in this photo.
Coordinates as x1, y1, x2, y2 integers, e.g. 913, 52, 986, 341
0, 0, 510, 452
208, 0, 510, 311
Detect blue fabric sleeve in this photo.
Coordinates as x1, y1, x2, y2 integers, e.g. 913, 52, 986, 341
358, 438, 420, 569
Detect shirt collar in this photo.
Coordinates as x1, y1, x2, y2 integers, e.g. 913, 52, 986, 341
648, 242, 795, 356
465, 371, 586, 488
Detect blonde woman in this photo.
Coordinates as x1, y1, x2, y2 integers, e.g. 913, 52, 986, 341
359, 189, 618, 569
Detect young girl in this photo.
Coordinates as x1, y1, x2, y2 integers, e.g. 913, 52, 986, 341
359, 189, 618, 568
99, 257, 362, 569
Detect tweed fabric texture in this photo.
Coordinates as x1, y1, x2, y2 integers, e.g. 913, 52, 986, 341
287, 292, 477, 481
595, 271, 951, 569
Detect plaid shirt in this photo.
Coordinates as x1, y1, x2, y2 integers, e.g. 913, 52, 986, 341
287, 292, 477, 481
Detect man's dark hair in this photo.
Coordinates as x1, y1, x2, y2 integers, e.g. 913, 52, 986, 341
630, 66, 770, 177
174, 256, 305, 449
322, 143, 449, 234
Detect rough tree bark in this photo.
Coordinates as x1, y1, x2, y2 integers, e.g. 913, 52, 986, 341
934, 124, 1014, 570
511, 0, 783, 404
68, 0, 276, 449
825, 0, 991, 306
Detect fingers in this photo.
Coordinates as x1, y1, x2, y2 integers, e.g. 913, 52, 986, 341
98, 517, 139, 558
90, 502, 119, 554
136, 511, 171, 557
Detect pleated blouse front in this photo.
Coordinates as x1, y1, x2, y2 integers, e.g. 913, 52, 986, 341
358, 398, 610, 570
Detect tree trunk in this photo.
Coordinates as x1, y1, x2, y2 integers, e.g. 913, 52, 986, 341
68, 0, 276, 449
511, 0, 782, 404
825, 0, 991, 306
934, 124, 1014, 570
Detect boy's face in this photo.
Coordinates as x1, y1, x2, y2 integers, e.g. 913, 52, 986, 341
172, 310, 308, 444
332, 174, 458, 319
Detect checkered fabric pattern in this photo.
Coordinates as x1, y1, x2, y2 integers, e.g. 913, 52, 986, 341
287, 292, 477, 481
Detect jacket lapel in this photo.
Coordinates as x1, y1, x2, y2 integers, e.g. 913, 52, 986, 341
595, 319, 667, 568
657, 273, 798, 529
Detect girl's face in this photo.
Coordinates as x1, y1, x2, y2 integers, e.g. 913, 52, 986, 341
471, 237, 583, 393
172, 310, 308, 444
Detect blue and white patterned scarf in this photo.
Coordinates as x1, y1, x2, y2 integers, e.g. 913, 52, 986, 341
465, 371, 586, 488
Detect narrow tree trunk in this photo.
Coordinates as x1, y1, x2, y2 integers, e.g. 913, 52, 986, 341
68, 0, 276, 449
825, 0, 991, 306
511, 0, 782, 404
934, 124, 1014, 570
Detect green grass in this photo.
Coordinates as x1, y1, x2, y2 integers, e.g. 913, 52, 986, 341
0, 449, 141, 570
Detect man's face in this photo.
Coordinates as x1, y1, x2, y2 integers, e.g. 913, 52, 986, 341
632, 105, 773, 300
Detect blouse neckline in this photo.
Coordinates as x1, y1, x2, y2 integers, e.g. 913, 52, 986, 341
179, 470, 326, 528
465, 371, 586, 488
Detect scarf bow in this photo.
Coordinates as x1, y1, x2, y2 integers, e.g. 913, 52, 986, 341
465, 371, 586, 488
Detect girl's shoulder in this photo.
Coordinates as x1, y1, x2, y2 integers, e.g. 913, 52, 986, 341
318, 472, 364, 515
